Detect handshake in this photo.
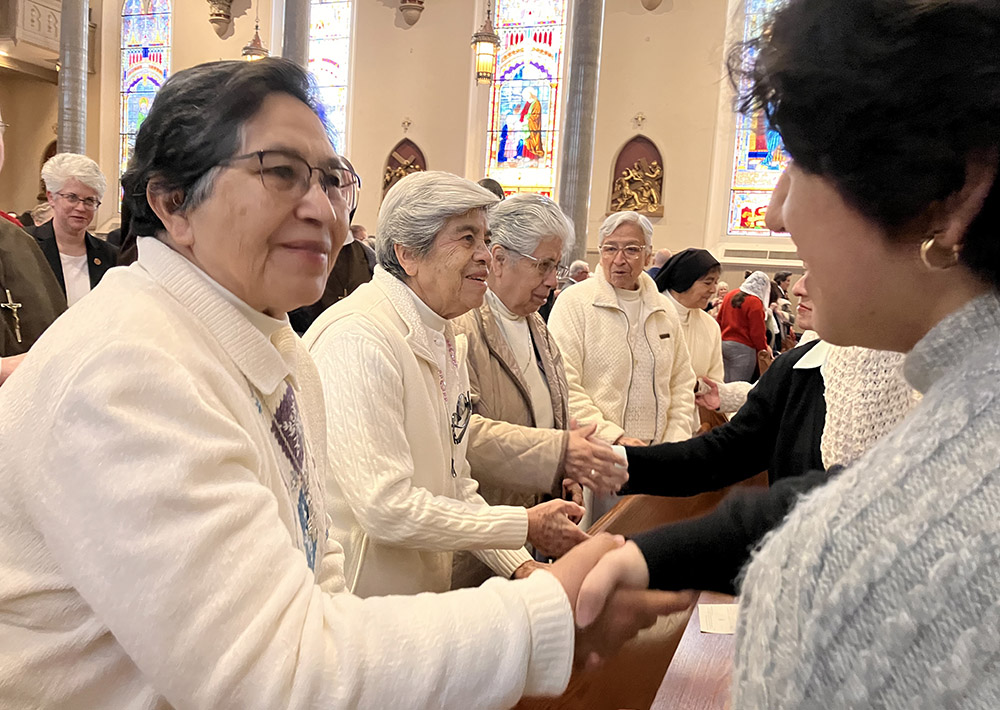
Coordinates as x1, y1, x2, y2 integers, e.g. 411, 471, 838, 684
545, 533, 694, 671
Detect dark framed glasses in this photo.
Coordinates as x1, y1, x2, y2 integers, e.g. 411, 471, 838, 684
222, 150, 361, 213
500, 245, 570, 280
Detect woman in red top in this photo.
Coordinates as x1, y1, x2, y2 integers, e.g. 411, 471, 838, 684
717, 270, 770, 382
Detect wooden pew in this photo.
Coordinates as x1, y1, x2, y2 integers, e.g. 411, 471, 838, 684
513, 472, 766, 710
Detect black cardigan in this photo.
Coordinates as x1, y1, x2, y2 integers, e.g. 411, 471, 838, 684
632, 466, 838, 595
622, 338, 826, 496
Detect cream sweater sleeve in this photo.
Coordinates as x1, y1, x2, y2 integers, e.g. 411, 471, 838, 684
27, 343, 573, 709
314, 326, 529, 552
548, 293, 626, 444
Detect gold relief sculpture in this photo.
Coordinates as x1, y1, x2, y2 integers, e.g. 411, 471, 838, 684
610, 158, 662, 214
383, 151, 424, 192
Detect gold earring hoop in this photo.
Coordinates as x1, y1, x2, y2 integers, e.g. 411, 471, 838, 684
919, 235, 960, 271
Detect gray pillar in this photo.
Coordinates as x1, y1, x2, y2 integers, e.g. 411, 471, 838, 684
557, 0, 605, 263
282, 0, 311, 68
57, 0, 88, 154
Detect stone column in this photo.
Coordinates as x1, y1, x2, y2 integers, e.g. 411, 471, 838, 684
282, 0, 311, 68
557, 0, 605, 263
57, 0, 89, 154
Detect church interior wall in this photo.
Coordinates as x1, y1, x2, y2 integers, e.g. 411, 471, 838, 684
3, 0, 744, 262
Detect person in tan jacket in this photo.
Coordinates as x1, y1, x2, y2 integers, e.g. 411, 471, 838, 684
452, 194, 627, 586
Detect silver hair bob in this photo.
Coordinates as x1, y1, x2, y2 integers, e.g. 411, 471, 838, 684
41, 153, 108, 198
488, 192, 575, 262
376, 171, 499, 280
598, 210, 653, 247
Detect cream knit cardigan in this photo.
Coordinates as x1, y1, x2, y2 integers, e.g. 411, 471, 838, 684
0, 239, 572, 709
304, 267, 533, 598
548, 270, 696, 444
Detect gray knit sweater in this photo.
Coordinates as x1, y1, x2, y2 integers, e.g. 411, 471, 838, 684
732, 292, 1000, 709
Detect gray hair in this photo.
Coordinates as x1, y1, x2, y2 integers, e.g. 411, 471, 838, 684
568, 260, 590, 278
598, 210, 653, 247
41, 153, 107, 198
376, 171, 499, 280
489, 193, 575, 262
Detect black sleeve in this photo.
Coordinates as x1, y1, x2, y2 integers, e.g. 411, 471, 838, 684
620, 357, 793, 497
631, 467, 837, 595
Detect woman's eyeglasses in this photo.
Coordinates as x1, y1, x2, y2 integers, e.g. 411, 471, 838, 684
500, 245, 570, 280
56, 192, 102, 209
598, 244, 648, 261
222, 150, 361, 213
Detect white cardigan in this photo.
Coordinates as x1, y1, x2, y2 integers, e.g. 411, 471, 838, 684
548, 270, 697, 444
304, 267, 532, 597
0, 239, 572, 709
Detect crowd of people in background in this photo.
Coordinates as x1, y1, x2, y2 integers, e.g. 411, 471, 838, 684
1, 0, 999, 707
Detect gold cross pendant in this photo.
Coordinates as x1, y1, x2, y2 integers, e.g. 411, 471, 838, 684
1, 288, 23, 343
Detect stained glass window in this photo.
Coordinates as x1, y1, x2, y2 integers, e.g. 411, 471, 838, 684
484, 0, 568, 197
727, 0, 789, 236
308, 0, 353, 152
120, 0, 171, 184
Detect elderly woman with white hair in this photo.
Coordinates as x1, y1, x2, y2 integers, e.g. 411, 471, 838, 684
548, 211, 696, 519
29, 152, 118, 305
305, 172, 592, 598
450, 193, 627, 587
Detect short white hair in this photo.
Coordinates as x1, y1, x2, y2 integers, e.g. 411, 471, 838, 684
41, 153, 107, 198
376, 171, 499, 280
598, 211, 653, 247
568, 259, 590, 277
489, 193, 575, 261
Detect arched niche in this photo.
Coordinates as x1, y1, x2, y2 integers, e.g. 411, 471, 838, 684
382, 139, 427, 197
608, 135, 664, 217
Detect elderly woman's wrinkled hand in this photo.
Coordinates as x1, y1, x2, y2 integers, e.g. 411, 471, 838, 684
526, 498, 589, 558
564, 422, 629, 495
694, 376, 721, 411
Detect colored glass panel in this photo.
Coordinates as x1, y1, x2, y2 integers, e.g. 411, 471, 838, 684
485, 0, 568, 196
308, 0, 352, 153
120, 0, 171, 195
727, 0, 789, 236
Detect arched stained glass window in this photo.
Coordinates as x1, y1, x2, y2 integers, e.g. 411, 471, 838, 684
727, 0, 789, 236
120, 0, 171, 183
484, 0, 568, 197
308, 0, 353, 152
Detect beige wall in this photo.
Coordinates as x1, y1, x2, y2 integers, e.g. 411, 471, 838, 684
0, 72, 58, 215
589, 0, 730, 254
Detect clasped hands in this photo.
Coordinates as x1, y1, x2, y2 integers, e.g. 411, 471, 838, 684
551, 534, 695, 671
565, 421, 629, 495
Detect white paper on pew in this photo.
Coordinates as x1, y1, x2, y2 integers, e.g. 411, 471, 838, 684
698, 604, 739, 634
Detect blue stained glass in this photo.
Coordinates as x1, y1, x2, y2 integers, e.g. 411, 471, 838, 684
485, 0, 568, 195
120, 0, 171, 201
308, 0, 353, 150
727, 0, 789, 235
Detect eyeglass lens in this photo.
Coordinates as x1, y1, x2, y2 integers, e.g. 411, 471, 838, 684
256, 152, 359, 211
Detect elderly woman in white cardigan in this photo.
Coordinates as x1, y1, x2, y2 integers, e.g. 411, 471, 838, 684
548, 211, 696, 520
305, 172, 594, 598
0, 59, 688, 710
451, 193, 627, 587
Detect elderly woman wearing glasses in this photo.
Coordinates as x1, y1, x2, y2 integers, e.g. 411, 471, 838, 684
548, 211, 695, 517
27, 153, 118, 305
449, 193, 628, 587
0, 59, 687, 709
305, 172, 592, 598
549, 211, 695, 449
